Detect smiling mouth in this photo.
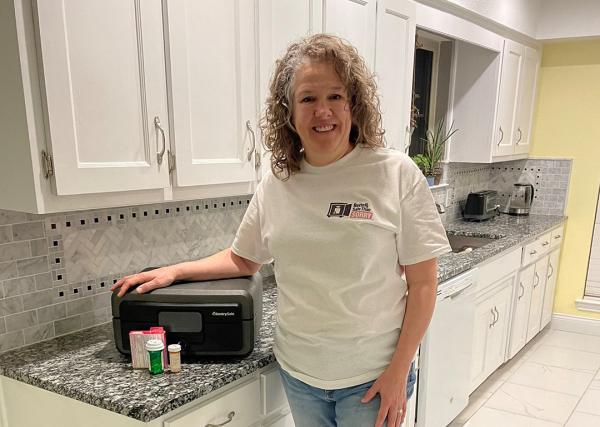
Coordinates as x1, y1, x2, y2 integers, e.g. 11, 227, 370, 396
313, 125, 336, 132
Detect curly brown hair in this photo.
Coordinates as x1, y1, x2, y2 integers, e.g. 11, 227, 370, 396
260, 34, 385, 180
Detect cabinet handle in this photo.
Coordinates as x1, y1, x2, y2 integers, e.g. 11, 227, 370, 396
497, 126, 504, 145
246, 120, 256, 161
542, 241, 550, 247
154, 116, 166, 165
529, 249, 537, 256
516, 127, 522, 144
206, 411, 235, 427
554, 234, 561, 240
489, 308, 495, 328
518, 282, 525, 300
547, 262, 554, 279
533, 272, 540, 288
494, 307, 500, 324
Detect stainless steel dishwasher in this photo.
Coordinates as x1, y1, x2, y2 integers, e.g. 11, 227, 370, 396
416, 268, 478, 427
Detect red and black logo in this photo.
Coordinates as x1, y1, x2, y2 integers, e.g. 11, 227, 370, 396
327, 202, 374, 220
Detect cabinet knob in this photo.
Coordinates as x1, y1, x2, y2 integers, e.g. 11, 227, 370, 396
206, 411, 235, 427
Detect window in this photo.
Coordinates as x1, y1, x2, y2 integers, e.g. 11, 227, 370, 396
408, 30, 453, 158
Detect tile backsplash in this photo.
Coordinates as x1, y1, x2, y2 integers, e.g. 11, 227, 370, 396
0, 195, 259, 353
432, 158, 572, 224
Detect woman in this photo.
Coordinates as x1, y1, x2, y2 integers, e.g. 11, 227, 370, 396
112, 34, 450, 427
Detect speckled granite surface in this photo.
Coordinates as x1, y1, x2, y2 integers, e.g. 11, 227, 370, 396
0, 283, 278, 422
439, 214, 566, 281
0, 214, 565, 422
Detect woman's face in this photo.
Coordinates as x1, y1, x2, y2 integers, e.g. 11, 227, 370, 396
291, 60, 353, 166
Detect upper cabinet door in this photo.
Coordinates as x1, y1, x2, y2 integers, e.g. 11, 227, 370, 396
374, 0, 416, 151
165, 0, 258, 187
257, 0, 322, 179
35, 0, 170, 195
493, 39, 523, 157
322, 0, 377, 70
513, 46, 540, 156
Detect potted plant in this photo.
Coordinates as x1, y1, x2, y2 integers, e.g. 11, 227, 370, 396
411, 118, 458, 186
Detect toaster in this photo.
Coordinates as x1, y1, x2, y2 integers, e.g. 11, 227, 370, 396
462, 190, 500, 221
112, 270, 262, 357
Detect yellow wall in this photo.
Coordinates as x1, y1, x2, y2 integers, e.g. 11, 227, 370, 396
530, 39, 600, 319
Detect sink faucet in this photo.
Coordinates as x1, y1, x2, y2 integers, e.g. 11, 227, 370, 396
435, 203, 445, 214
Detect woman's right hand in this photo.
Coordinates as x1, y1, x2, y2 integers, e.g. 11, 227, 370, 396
111, 266, 179, 297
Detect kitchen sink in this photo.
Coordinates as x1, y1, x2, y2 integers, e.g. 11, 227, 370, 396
446, 234, 498, 254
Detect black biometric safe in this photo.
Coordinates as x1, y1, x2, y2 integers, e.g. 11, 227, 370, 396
111, 271, 262, 357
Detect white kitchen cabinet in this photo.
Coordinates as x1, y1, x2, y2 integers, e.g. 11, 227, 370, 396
508, 263, 534, 358
448, 38, 540, 163
323, 0, 416, 152
2, 0, 256, 213
374, 0, 416, 151
508, 229, 557, 357
470, 273, 514, 393
322, 0, 377, 70
257, 0, 322, 179
34, 0, 171, 195
493, 39, 523, 157
164, 0, 259, 188
513, 46, 541, 155
164, 379, 261, 427
526, 255, 549, 341
541, 248, 561, 329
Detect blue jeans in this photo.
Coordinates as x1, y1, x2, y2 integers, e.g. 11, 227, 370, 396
279, 363, 417, 427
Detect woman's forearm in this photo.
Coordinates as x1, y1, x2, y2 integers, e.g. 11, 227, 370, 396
388, 259, 438, 375
174, 248, 262, 281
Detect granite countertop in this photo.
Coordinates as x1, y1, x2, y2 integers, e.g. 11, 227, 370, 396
0, 213, 566, 422
0, 284, 278, 422
438, 214, 565, 282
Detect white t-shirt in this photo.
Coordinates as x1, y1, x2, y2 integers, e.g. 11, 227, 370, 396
232, 144, 450, 389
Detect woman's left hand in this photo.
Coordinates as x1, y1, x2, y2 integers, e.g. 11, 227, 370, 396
361, 366, 408, 427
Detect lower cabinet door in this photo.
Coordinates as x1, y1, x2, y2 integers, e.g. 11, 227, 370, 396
164, 379, 261, 427
541, 249, 560, 328
470, 297, 495, 392
486, 283, 513, 373
470, 273, 515, 392
509, 264, 535, 358
527, 255, 549, 342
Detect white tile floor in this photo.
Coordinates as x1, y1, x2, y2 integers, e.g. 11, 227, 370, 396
449, 328, 600, 427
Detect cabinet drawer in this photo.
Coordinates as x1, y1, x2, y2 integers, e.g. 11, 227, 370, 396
522, 231, 551, 266
261, 368, 289, 415
538, 231, 552, 254
550, 225, 564, 249
477, 246, 522, 293
522, 240, 540, 266
164, 379, 261, 427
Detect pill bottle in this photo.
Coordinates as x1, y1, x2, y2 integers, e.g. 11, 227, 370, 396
168, 344, 182, 373
146, 339, 165, 375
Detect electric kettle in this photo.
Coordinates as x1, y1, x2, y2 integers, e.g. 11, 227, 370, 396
507, 183, 534, 215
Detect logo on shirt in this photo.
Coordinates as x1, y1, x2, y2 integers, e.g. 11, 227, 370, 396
326, 202, 374, 220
